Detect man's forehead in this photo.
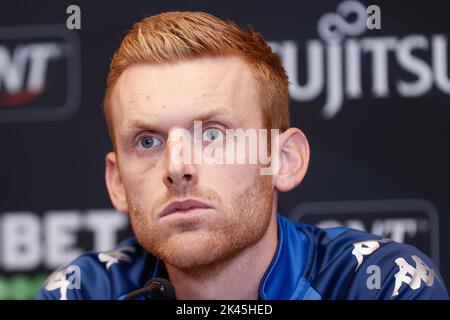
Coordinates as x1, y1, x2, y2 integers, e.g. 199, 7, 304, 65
110, 56, 263, 130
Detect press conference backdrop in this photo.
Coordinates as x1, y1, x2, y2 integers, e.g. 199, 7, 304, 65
0, 0, 449, 299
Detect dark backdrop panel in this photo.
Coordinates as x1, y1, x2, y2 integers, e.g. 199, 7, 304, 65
0, 0, 448, 299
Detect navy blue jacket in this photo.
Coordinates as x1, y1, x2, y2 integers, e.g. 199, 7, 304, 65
36, 213, 449, 300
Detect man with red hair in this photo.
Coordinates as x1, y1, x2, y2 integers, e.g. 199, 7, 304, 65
37, 11, 448, 300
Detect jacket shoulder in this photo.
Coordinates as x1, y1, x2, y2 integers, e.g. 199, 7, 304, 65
35, 237, 152, 300
297, 224, 448, 300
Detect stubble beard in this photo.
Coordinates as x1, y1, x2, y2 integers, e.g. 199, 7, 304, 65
127, 173, 274, 279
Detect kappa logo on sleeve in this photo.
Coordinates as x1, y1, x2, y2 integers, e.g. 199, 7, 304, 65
392, 255, 441, 297
45, 265, 81, 300
98, 246, 135, 270
352, 239, 391, 271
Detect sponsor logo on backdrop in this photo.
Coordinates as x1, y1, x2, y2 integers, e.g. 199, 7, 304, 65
288, 199, 440, 266
269, 0, 450, 118
0, 209, 129, 299
0, 210, 129, 272
0, 24, 80, 123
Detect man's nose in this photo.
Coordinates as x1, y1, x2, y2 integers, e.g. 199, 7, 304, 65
163, 135, 198, 190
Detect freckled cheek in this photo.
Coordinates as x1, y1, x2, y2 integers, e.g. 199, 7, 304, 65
199, 164, 257, 197
120, 157, 162, 195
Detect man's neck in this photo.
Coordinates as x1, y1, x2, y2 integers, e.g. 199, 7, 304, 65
165, 212, 279, 300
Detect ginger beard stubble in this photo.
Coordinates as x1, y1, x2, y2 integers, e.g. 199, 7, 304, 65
125, 165, 273, 278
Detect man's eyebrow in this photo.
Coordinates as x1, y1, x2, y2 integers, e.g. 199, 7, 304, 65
124, 119, 159, 131
194, 106, 239, 123
124, 106, 239, 131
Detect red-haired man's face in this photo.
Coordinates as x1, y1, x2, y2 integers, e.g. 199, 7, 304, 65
105, 56, 276, 271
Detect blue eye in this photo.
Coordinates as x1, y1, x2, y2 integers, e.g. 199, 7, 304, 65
203, 128, 224, 142
138, 135, 162, 149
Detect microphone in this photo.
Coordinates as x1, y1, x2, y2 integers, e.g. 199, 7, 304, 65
123, 277, 176, 300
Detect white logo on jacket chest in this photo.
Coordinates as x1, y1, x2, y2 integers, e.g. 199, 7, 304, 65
352, 239, 390, 271
98, 246, 135, 270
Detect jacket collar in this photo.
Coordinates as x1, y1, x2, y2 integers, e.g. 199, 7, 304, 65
151, 213, 311, 300
258, 213, 311, 299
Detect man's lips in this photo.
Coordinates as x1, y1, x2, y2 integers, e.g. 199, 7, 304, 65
158, 199, 213, 219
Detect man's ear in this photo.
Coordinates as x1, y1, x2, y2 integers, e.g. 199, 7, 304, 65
274, 128, 310, 192
105, 152, 129, 213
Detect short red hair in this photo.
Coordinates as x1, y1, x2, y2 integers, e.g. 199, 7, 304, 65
104, 11, 290, 144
